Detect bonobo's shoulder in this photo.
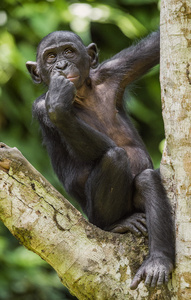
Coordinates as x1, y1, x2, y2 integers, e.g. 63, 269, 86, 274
90, 60, 115, 83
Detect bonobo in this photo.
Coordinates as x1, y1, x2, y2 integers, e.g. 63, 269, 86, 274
26, 30, 175, 289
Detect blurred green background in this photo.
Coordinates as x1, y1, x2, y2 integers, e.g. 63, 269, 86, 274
0, 0, 162, 299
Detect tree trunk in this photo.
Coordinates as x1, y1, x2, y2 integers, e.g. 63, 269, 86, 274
160, 0, 191, 299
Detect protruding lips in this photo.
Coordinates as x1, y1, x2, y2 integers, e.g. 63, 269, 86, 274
67, 75, 79, 83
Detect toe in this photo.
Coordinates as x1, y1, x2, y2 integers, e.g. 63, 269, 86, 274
130, 270, 143, 290
151, 271, 159, 288
144, 271, 153, 287
157, 270, 165, 286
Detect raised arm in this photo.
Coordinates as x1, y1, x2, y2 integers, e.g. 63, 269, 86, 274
96, 30, 160, 87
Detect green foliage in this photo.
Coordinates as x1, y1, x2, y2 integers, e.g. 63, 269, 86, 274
0, 224, 77, 300
0, 0, 161, 299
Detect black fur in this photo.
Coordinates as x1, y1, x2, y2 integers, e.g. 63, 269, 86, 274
26, 30, 175, 289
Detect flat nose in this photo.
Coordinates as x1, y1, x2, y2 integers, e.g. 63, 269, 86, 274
55, 60, 68, 70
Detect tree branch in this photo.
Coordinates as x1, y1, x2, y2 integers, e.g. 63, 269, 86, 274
0, 143, 172, 299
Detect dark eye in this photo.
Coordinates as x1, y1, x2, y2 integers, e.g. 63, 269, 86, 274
64, 48, 74, 57
46, 53, 57, 63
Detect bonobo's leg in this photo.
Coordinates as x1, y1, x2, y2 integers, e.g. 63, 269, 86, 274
85, 146, 146, 234
130, 169, 175, 289
85, 147, 133, 228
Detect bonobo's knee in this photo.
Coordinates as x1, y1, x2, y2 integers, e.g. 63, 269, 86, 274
105, 147, 128, 166
135, 168, 160, 191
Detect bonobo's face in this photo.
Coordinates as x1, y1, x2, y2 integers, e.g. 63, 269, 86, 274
26, 31, 98, 88
38, 32, 91, 87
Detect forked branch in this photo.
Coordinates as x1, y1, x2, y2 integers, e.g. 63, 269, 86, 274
0, 143, 171, 299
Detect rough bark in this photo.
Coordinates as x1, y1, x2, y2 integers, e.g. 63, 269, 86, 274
0, 143, 172, 299
160, 0, 191, 299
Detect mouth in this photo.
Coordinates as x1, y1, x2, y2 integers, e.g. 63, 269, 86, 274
67, 75, 79, 82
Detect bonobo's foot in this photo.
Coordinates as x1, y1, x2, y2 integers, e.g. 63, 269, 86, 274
106, 213, 147, 236
130, 255, 174, 290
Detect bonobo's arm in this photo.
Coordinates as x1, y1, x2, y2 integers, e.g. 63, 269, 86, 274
97, 30, 160, 87
46, 73, 116, 161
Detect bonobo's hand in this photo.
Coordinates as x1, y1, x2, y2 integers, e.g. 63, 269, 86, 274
46, 72, 76, 123
130, 255, 174, 289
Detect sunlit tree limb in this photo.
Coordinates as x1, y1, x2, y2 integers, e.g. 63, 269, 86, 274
0, 143, 173, 299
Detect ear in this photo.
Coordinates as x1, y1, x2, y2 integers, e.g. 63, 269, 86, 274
26, 61, 42, 84
86, 43, 98, 69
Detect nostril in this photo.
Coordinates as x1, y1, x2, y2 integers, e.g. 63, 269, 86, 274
56, 61, 68, 70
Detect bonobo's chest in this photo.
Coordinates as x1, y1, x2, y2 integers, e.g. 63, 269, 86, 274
74, 84, 134, 147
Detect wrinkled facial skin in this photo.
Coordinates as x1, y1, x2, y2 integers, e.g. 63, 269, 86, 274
37, 31, 91, 88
